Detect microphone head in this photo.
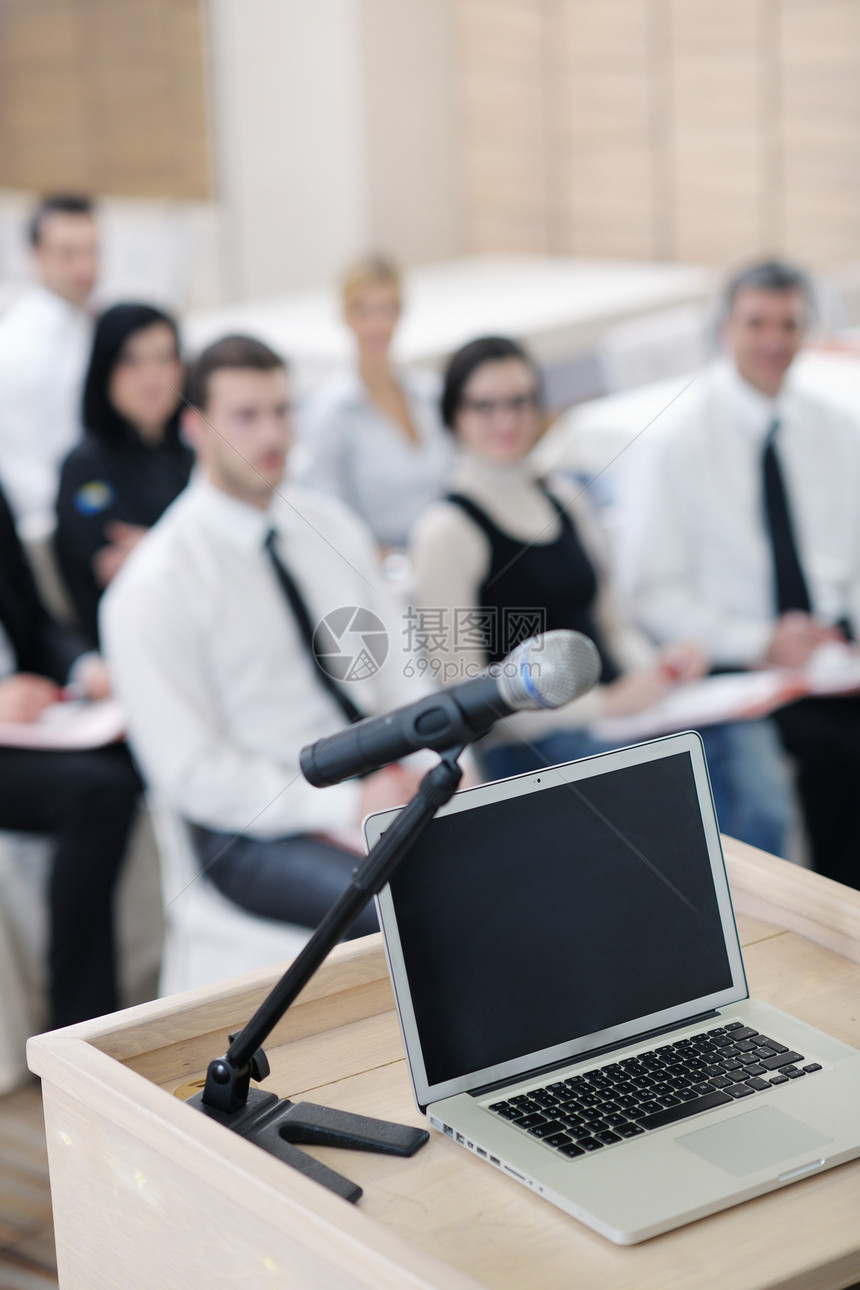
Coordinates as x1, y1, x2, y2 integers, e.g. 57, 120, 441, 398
493, 630, 602, 711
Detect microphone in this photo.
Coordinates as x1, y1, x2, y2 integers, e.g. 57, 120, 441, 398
300, 629, 601, 788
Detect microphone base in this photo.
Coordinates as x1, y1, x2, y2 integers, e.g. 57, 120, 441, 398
188, 1086, 428, 1203
189, 747, 464, 1202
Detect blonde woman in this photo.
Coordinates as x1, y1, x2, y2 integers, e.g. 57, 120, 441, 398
299, 255, 453, 551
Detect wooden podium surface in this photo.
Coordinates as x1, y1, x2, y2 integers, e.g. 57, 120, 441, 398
28, 839, 860, 1290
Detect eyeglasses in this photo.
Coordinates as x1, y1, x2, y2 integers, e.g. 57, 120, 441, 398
459, 392, 540, 418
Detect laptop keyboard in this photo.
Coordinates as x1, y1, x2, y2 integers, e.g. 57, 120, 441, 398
488, 1021, 822, 1159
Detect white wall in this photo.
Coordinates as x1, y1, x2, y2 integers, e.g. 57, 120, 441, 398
207, 0, 369, 299
206, 0, 463, 301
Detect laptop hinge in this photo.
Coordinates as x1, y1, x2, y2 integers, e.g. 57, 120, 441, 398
470, 1009, 721, 1099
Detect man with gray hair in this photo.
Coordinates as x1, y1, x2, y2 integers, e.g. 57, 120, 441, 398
619, 259, 860, 887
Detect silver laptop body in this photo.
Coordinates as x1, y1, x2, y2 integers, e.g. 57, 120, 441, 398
364, 731, 860, 1244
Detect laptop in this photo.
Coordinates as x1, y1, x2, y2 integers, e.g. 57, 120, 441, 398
363, 730, 860, 1244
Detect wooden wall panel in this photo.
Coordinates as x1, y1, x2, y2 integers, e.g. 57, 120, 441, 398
668, 0, 765, 52
779, 0, 860, 265
549, 0, 661, 257
0, 0, 210, 200
0, 2, 88, 189
455, 0, 860, 267
456, 0, 551, 252
667, 0, 773, 264
553, 0, 654, 63
555, 149, 657, 258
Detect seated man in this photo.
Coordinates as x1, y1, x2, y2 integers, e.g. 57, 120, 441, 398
618, 259, 860, 887
0, 481, 139, 1028
101, 336, 436, 936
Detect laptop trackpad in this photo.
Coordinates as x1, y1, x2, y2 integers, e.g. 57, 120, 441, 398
677, 1106, 832, 1177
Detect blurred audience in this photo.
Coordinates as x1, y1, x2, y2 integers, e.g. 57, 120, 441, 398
0, 481, 139, 1028
411, 335, 792, 855
102, 335, 437, 935
0, 194, 98, 530
617, 259, 860, 886
54, 303, 191, 646
298, 254, 453, 551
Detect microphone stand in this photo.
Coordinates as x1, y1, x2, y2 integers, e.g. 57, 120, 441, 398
187, 745, 466, 1203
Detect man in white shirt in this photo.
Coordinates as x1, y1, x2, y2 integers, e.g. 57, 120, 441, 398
0, 194, 98, 529
102, 335, 433, 935
619, 260, 860, 887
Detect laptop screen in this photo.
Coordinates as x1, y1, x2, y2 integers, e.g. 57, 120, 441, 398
370, 735, 747, 1107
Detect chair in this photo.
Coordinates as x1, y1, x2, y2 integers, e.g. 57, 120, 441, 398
147, 795, 310, 996
0, 836, 45, 1093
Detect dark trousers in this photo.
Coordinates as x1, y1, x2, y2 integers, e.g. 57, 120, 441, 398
772, 696, 860, 890
193, 828, 378, 938
0, 743, 141, 1029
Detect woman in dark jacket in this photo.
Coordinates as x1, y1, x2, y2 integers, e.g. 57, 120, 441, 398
55, 303, 192, 644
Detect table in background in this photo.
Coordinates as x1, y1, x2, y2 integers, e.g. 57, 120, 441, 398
184, 255, 717, 406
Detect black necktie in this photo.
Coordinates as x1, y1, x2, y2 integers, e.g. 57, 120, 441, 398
762, 418, 812, 615
264, 529, 365, 725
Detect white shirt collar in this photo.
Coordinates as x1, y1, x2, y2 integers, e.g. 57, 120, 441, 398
192, 473, 282, 553
716, 359, 785, 442
28, 281, 90, 324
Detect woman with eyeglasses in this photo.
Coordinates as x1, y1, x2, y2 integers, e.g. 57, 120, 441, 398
410, 335, 792, 855
54, 303, 192, 645
298, 255, 453, 555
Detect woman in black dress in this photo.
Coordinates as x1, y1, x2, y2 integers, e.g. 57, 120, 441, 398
411, 335, 792, 856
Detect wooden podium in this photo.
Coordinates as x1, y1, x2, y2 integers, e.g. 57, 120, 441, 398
28, 840, 860, 1290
